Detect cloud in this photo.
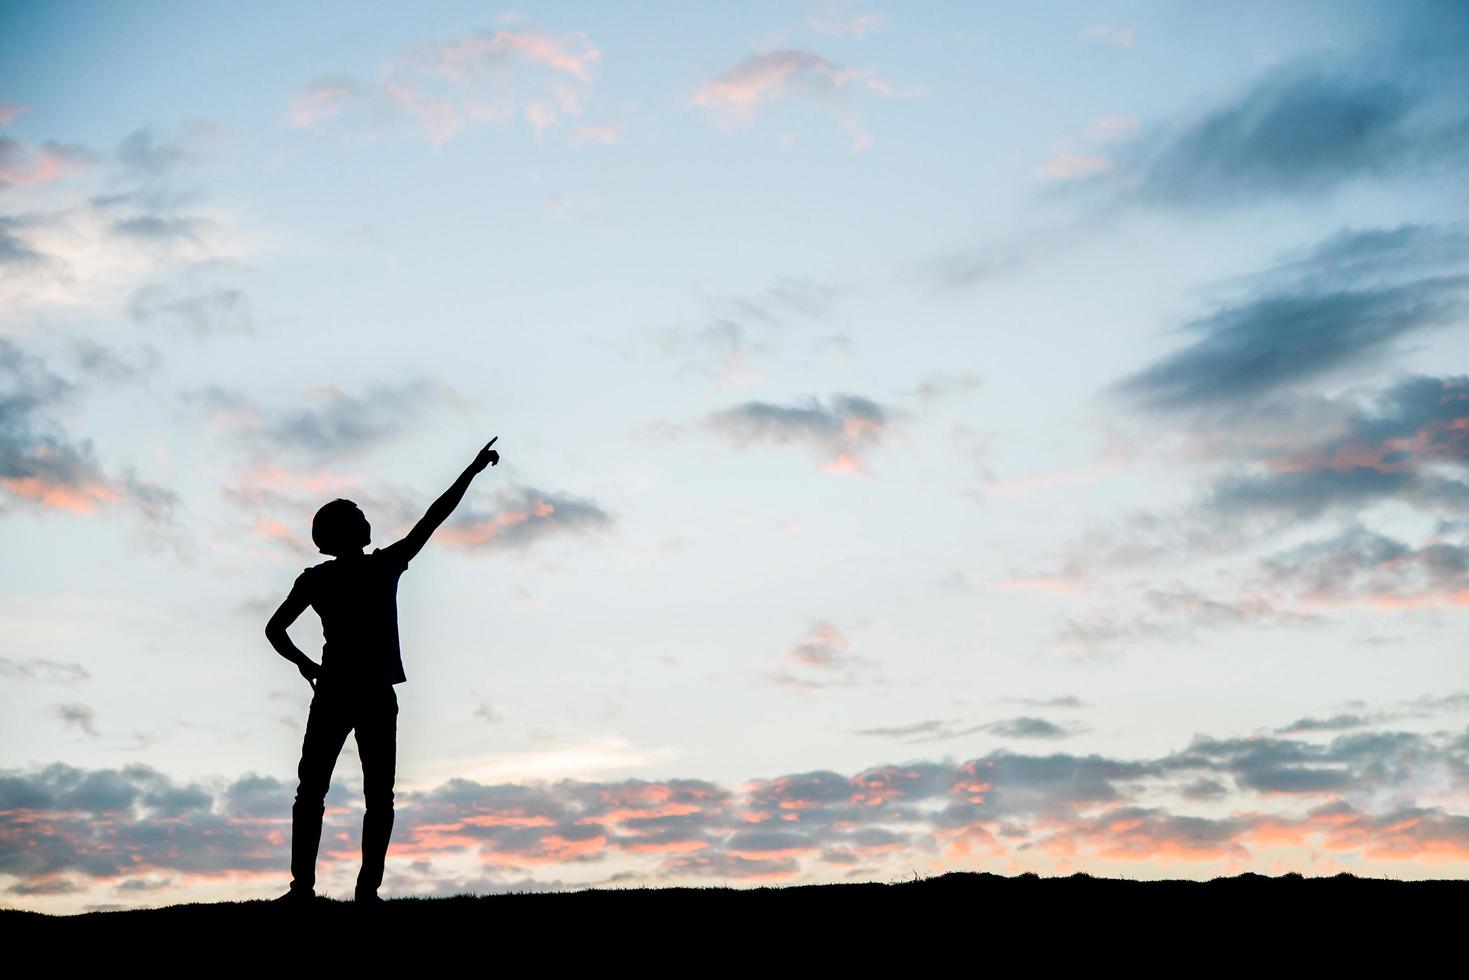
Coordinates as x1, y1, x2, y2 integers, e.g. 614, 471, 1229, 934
656, 276, 840, 383
0, 657, 90, 684
856, 716, 1076, 743
7, 715, 1469, 908
51, 704, 98, 737
0, 137, 95, 188
768, 621, 870, 691
1058, 585, 1321, 655
689, 49, 889, 149
1132, 67, 1464, 206
1278, 714, 1378, 735
1205, 374, 1469, 523
129, 281, 254, 338
981, 717, 1072, 740
288, 27, 601, 147
1, 124, 255, 325
1113, 226, 1469, 413
1260, 525, 1469, 608
1007, 695, 1088, 710
908, 373, 983, 404
438, 484, 612, 553
193, 379, 458, 465
0, 338, 176, 519
287, 75, 368, 128
707, 393, 896, 474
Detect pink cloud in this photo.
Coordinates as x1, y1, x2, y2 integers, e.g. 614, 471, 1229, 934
0, 476, 121, 514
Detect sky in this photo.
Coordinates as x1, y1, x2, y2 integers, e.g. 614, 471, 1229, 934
3, 0, 1469, 913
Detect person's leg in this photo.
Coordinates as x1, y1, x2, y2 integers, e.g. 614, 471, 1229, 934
289, 686, 352, 896
352, 684, 398, 900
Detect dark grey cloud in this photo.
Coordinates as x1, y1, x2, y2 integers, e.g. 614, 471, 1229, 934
981, 717, 1070, 740
1278, 714, 1377, 735
440, 484, 612, 553
708, 393, 895, 471
1180, 778, 1230, 801
50, 704, 98, 737
1113, 226, 1469, 413
854, 719, 952, 741
1161, 729, 1454, 799
110, 214, 207, 245
1130, 66, 1462, 207
856, 715, 1075, 743
1115, 1, 1469, 208
1006, 695, 1088, 710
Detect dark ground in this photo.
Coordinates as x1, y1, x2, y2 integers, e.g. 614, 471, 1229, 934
6, 871, 1462, 965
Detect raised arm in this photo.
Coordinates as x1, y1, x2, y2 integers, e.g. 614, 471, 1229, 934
387, 437, 499, 566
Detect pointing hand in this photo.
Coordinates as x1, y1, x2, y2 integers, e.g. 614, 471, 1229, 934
472, 437, 500, 473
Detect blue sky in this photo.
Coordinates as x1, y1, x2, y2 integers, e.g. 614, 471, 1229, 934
3, 1, 1469, 912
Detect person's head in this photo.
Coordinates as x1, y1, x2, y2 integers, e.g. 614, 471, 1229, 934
311, 498, 371, 557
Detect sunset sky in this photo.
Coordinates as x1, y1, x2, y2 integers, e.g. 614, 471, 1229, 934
4, 1, 1469, 913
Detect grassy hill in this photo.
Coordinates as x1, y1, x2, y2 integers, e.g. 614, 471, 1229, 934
7, 870, 1463, 964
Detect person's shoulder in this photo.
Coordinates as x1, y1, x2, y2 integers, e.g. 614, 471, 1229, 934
296, 559, 331, 584
371, 543, 410, 572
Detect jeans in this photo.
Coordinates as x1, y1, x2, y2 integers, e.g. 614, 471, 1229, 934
289, 679, 398, 898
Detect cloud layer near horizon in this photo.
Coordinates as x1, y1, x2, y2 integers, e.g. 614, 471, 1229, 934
6, 707, 1469, 909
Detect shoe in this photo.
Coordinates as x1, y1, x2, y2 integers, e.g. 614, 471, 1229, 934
354, 892, 386, 905
274, 887, 315, 905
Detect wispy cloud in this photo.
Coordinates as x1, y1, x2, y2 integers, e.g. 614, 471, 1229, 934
287, 26, 603, 147
690, 49, 889, 149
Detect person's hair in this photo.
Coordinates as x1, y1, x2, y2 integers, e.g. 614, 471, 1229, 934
312, 498, 364, 556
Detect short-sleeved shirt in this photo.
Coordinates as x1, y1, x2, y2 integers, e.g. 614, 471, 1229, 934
292, 543, 411, 687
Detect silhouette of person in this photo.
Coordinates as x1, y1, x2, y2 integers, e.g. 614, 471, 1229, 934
265, 438, 499, 904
